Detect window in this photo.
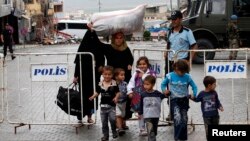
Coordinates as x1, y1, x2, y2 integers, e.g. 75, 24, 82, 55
233, 0, 250, 17
67, 23, 88, 29
23, 0, 34, 4
57, 23, 66, 30
4, 0, 10, 4
204, 0, 226, 15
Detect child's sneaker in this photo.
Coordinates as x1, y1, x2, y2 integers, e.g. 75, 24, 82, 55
77, 120, 83, 125
122, 125, 129, 130
118, 129, 125, 136
139, 130, 148, 136
113, 133, 118, 139
11, 56, 16, 60
101, 136, 109, 141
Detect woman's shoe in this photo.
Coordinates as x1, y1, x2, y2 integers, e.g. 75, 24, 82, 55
87, 118, 94, 123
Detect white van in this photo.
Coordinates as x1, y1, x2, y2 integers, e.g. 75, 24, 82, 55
56, 19, 89, 39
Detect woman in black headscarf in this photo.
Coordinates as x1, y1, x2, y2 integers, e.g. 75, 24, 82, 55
73, 29, 105, 123
104, 32, 134, 128
87, 23, 134, 128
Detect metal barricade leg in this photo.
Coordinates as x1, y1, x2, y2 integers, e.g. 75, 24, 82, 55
0, 56, 4, 123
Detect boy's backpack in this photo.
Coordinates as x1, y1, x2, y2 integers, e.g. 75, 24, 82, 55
131, 69, 156, 112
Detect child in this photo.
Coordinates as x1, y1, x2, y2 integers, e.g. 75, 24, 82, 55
161, 59, 197, 141
127, 56, 156, 136
114, 68, 127, 136
89, 66, 120, 141
138, 75, 167, 141
227, 14, 242, 60
191, 76, 224, 140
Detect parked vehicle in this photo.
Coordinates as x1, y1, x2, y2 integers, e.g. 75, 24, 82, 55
56, 19, 89, 40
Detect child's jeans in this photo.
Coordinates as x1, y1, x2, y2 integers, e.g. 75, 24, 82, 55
139, 114, 145, 130
203, 116, 219, 140
145, 118, 159, 141
170, 97, 189, 140
100, 106, 116, 138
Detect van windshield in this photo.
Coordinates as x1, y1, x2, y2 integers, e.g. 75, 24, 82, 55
57, 23, 88, 30
68, 23, 88, 29
57, 23, 66, 30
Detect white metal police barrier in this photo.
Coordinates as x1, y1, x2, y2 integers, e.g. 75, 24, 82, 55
132, 48, 175, 126
0, 53, 4, 123
132, 48, 250, 134
175, 48, 250, 125
4, 52, 97, 134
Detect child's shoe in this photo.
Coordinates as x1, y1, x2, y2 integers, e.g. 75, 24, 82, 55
113, 133, 118, 139
77, 120, 82, 124
118, 129, 125, 136
122, 125, 129, 130
139, 129, 148, 136
11, 55, 16, 60
101, 136, 109, 141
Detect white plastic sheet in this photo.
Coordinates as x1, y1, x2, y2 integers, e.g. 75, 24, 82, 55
91, 4, 147, 36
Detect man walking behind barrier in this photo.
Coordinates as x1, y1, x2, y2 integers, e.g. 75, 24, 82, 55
227, 15, 242, 60
1, 23, 15, 60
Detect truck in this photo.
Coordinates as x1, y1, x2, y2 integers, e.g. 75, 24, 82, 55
174, 0, 250, 63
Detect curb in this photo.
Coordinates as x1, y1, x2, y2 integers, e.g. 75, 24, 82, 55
14, 44, 43, 49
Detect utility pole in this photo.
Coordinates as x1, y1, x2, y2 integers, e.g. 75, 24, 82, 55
170, 0, 173, 12
177, 0, 180, 10
98, 0, 101, 12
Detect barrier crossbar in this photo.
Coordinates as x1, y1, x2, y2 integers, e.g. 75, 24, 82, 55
132, 48, 250, 134
176, 48, 250, 125
4, 52, 97, 134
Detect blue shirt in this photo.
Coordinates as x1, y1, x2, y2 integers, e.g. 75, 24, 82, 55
194, 90, 222, 118
168, 26, 196, 60
161, 72, 197, 99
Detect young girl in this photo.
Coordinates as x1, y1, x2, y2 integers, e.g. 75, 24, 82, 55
89, 66, 120, 141
127, 56, 156, 136
114, 68, 128, 136
161, 59, 197, 141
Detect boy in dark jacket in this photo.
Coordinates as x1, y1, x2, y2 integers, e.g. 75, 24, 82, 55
191, 76, 224, 140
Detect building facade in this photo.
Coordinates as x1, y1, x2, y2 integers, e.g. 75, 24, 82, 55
23, 0, 55, 42
144, 4, 168, 21
1, 0, 58, 44
0, 0, 26, 44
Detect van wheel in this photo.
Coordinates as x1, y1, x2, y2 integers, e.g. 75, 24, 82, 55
193, 39, 215, 64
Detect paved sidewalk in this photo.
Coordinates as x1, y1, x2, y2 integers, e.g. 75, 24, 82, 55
1, 44, 250, 141
0, 117, 206, 141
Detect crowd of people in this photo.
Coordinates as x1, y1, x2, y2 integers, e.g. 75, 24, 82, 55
72, 10, 225, 141
0, 7, 242, 141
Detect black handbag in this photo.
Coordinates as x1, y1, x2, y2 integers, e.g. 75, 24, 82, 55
55, 83, 82, 116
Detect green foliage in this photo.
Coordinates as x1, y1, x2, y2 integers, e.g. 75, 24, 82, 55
143, 30, 151, 41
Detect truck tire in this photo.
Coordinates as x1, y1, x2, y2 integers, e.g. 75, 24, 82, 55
193, 39, 215, 64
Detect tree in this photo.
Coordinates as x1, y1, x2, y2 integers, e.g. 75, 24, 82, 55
143, 30, 151, 41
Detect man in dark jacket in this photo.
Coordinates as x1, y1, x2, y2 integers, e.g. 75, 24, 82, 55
1, 23, 15, 60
